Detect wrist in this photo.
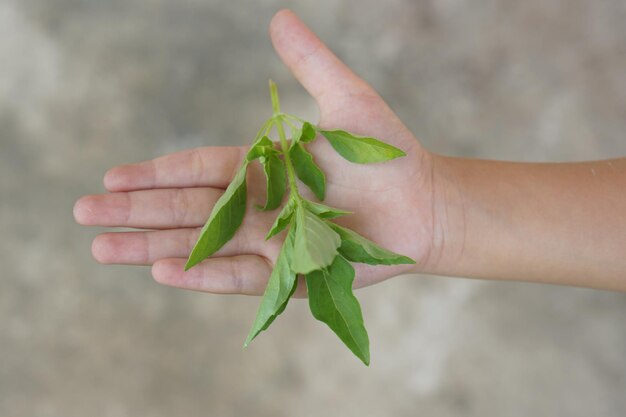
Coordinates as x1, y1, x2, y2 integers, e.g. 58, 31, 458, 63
418, 154, 476, 277
415, 155, 626, 290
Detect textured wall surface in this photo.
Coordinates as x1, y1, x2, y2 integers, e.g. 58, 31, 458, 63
1, 1, 626, 416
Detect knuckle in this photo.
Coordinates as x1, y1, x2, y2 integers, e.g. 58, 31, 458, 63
190, 148, 206, 184
170, 189, 189, 225
229, 260, 245, 294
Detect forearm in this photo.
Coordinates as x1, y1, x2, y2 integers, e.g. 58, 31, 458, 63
425, 155, 626, 291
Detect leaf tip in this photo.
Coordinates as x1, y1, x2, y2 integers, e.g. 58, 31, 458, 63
244, 331, 259, 348
395, 255, 417, 265
358, 347, 370, 366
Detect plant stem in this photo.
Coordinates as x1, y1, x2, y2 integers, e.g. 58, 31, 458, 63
282, 118, 298, 130
283, 113, 307, 125
269, 80, 281, 115
269, 80, 301, 202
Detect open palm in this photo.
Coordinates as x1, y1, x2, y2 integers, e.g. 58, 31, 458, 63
74, 10, 436, 296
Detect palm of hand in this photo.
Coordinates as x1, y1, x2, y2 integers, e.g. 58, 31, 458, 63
73, 10, 435, 295
245, 93, 433, 293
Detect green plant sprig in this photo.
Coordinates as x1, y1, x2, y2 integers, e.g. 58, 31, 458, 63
185, 81, 415, 365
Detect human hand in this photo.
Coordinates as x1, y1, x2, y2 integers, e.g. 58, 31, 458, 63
73, 9, 437, 296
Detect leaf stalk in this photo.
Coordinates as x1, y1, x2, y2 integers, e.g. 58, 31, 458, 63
269, 80, 302, 205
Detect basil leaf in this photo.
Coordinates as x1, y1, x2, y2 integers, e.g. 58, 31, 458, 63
320, 129, 406, 164
265, 198, 296, 240
257, 154, 286, 211
246, 136, 285, 211
328, 223, 415, 265
290, 121, 316, 147
244, 226, 297, 346
304, 200, 351, 219
290, 142, 326, 201
257, 277, 297, 333
291, 205, 340, 274
305, 255, 370, 365
185, 163, 248, 270
246, 136, 277, 162
300, 122, 316, 143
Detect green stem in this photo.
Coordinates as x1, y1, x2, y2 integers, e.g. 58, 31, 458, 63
283, 113, 307, 125
269, 80, 281, 115
269, 80, 301, 203
282, 118, 298, 130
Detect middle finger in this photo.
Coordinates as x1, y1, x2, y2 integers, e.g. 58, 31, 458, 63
91, 227, 265, 265
74, 187, 222, 229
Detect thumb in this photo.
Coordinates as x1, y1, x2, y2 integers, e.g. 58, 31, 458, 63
269, 10, 419, 152
269, 9, 377, 117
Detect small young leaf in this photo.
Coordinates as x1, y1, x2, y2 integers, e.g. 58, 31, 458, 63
291, 205, 340, 274
320, 129, 406, 164
185, 163, 248, 270
290, 142, 326, 200
246, 136, 285, 211
328, 223, 415, 265
265, 198, 296, 240
246, 136, 277, 162
304, 200, 351, 219
300, 122, 316, 143
244, 226, 297, 346
257, 154, 286, 211
305, 255, 370, 365
290, 121, 316, 147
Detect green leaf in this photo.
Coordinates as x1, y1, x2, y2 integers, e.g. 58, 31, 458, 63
185, 163, 248, 270
299, 122, 316, 143
328, 223, 415, 265
244, 226, 298, 346
290, 121, 316, 147
320, 129, 406, 164
246, 136, 277, 162
256, 277, 298, 333
246, 136, 285, 211
290, 142, 326, 201
257, 154, 286, 211
304, 200, 351, 219
305, 255, 370, 365
291, 205, 341, 274
265, 198, 296, 240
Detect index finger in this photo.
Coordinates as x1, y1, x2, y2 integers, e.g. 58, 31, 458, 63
103, 146, 246, 192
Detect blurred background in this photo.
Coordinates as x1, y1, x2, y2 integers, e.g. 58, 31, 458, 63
1, 0, 626, 416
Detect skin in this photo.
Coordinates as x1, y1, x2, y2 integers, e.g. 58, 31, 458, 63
73, 9, 626, 295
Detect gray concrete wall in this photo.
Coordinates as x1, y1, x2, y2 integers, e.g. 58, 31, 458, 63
1, 1, 625, 416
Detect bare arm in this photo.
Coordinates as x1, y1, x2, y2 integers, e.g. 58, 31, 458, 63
424, 157, 626, 291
